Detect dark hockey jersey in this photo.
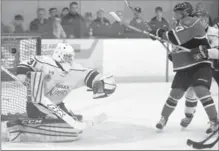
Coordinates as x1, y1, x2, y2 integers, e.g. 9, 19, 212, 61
158, 16, 212, 71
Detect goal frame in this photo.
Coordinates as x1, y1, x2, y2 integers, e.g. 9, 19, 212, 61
1, 33, 42, 121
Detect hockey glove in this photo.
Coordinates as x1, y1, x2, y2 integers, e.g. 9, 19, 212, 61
192, 45, 209, 61
92, 75, 117, 99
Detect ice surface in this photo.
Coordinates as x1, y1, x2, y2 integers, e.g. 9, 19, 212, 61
2, 82, 218, 150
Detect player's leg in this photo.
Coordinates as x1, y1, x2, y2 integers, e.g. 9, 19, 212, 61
181, 87, 198, 128
193, 64, 218, 134
58, 102, 83, 121
156, 71, 191, 130
26, 101, 47, 118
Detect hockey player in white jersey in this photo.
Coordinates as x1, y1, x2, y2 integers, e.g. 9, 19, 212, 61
180, 22, 219, 134
7, 42, 116, 142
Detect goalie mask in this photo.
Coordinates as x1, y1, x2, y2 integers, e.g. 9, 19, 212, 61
52, 43, 75, 72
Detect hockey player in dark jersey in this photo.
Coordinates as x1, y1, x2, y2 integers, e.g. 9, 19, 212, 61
180, 19, 219, 133
150, 2, 218, 130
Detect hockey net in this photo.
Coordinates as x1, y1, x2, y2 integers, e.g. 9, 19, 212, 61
1, 33, 41, 121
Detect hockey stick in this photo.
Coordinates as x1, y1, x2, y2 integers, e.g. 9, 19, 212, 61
1, 66, 107, 130
124, 1, 172, 54
187, 127, 219, 149
109, 12, 191, 53
124, 0, 134, 11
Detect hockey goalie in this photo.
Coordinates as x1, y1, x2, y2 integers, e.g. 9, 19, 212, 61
3, 43, 116, 142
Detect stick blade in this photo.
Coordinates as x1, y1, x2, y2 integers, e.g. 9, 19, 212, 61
109, 12, 121, 22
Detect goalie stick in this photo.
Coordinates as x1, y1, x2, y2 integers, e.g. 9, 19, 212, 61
109, 12, 190, 53
187, 127, 219, 149
1, 66, 107, 130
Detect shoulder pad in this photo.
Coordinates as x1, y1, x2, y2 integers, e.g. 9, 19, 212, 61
34, 56, 56, 66
180, 16, 200, 28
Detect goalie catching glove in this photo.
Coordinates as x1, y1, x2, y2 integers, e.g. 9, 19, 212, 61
84, 70, 116, 99
92, 75, 116, 99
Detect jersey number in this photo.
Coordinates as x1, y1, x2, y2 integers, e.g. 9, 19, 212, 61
175, 25, 185, 32
27, 58, 36, 67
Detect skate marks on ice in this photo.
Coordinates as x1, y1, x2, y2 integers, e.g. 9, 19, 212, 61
75, 121, 153, 146
2, 83, 218, 150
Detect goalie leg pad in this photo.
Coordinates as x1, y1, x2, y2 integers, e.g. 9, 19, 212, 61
26, 101, 47, 118
6, 118, 82, 142
27, 71, 44, 103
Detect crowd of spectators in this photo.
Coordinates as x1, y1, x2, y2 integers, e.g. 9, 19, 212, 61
1, 1, 219, 39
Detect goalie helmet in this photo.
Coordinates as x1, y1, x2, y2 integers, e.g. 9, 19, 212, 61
52, 43, 75, 72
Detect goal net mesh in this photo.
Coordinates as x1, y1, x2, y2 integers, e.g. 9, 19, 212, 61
1, 33, 41, 121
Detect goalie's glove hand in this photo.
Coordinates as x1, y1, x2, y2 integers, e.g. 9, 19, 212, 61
92, 75, 117, 99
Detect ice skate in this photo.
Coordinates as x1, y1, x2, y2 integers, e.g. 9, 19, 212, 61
156, 116, 168, 130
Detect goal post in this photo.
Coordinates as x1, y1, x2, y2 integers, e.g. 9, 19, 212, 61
1, 33, 41, 121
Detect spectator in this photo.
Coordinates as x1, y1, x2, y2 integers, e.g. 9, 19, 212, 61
43, 15, 66, 39
48, 8, 58, 20
129, 7, 151, 38
12, 14, 25, 33
3, 24, 15, 33
91, 9, 111, 37
93, 9, 110, 25
195, 2, 213, 26
29, 8, 48, 32
52, 15, 66, 38
61, 7, 69, 19
111, 11, 126, 37
149, 7, 169, 31
84, 12, 94, 37
61, 1, 85, 38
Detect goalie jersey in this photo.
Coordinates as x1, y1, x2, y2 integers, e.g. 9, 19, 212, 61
17, 55, 100, 105
207, 26, 219, 70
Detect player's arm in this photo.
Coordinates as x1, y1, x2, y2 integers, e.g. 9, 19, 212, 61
154, 18, 205, 45
16, 56, 39, 85
84, 69, 117, 99
192, 45, 219, 60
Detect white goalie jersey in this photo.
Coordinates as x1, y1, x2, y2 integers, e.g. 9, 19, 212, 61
206, 26, 219, 59
17, 55, 115, 105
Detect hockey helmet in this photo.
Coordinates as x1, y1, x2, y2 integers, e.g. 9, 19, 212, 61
174, 2, 193, 16
52, 43, 75, 72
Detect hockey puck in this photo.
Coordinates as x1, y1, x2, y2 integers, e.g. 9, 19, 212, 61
11, 48, 17, 54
